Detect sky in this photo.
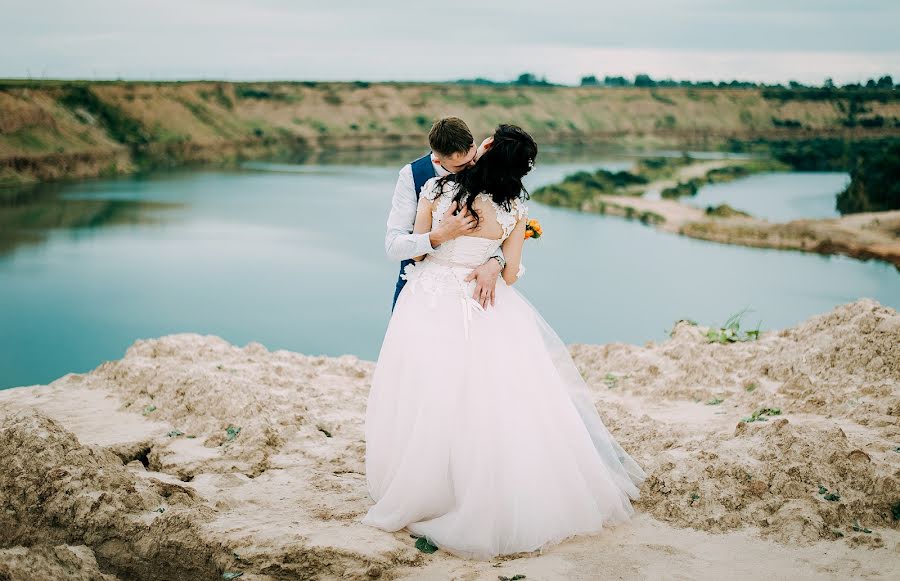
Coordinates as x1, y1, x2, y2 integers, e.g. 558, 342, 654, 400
1, 0, 898, 85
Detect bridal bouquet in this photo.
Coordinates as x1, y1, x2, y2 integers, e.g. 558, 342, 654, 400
525, 218, 543, 239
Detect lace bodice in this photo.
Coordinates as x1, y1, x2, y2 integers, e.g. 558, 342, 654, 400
423, 177, 527, 268
398, 178, 528, 338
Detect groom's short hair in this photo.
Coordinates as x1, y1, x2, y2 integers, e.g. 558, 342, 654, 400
428, 117, 474, 157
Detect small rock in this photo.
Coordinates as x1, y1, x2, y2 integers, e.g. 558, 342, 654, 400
749, 480, 768, 495
847, 449, 871, 463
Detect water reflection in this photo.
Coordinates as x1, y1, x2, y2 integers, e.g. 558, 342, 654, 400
0, 180, 184, 256
0, 144, 754, 259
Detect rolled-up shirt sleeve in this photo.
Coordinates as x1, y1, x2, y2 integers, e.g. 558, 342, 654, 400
385, 164, 435, 262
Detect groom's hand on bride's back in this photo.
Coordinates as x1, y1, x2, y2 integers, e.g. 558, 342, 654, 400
465, 259, 502, 310
428, 201, 477, 248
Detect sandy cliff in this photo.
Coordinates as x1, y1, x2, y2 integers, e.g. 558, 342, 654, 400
1, 300, 898, 580
2, 81, 899, 187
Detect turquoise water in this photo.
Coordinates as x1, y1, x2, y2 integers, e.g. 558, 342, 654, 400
1, 156, 897, 389
685, 171, 851, 222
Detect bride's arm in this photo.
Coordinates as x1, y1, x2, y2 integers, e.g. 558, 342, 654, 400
411, 197, 434, 261
500, 216, 527, 285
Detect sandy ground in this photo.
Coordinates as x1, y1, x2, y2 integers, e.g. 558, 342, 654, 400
1, 300, 898, 580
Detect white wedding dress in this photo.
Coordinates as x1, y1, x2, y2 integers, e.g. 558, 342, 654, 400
363, 178, 647, 559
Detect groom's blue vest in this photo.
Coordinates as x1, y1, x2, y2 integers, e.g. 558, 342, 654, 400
392, 153, 437, 311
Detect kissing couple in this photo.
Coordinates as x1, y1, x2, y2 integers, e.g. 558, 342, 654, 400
363, 117, 647, 558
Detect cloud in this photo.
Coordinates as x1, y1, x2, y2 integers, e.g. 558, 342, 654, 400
1, 1, 897, 83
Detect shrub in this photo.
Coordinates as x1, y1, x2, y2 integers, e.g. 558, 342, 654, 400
705, 309, 761, 344
323, 92, 342, 105
650, 90, 676, 105
58, 85, 149, 146
772, 117, 803, 128
836, 140, 900, 213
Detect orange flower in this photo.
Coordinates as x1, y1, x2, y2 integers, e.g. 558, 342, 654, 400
524, 217, 542, 240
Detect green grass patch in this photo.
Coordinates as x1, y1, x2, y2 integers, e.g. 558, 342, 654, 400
704, 309, 761, 344
176, 97, 219, 128
233, 84, 301, 103
741, 407, 781, 423
532, 168, 648, 208
455, 88, 533, 108
650, 90, 676, 105
4, 129, 47, 151
198, 84, 234, 109
704, 204, 752, 218
58, 85, 149, 147
634, 155, 694, 180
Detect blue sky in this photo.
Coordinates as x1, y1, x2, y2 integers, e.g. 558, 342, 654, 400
2, 0, 898, 84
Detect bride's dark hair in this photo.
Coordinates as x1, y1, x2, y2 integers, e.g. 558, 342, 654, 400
438, 124, 537, 228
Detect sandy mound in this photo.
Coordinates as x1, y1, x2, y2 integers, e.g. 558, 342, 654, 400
572, 298, 899, 413
1, 299, 898, 579
571, 299, 900, 544
85, 334, 375, 481
0, 409, 223, 580
0, 544, 117, 581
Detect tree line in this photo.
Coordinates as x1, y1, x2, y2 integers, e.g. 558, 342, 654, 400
454, 72, 897, 91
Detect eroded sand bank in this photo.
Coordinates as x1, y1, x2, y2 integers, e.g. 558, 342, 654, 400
1, 300, 898, 580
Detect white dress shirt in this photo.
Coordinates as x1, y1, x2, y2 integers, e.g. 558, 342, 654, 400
384, 152, 448, 262
384, 153, 506, 264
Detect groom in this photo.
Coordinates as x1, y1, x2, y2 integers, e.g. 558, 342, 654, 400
385, 117, 504, 311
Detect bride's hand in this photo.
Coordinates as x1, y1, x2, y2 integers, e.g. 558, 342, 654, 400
465, 258, 502, 309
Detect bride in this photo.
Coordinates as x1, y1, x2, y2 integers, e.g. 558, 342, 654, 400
362, 124, 647, 559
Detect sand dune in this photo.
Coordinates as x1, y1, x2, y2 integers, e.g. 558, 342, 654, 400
1, 300, 898, 580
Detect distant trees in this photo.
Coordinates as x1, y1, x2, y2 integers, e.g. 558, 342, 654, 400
454, 72, 898, 91
513, 73, 554, 87
634, 74, 655, 87
573, 74, 898, 91
578, 73, 762, 88
836, 141, 900, 214
453, 73, 555, 87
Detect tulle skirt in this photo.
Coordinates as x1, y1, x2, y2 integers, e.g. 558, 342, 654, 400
362, 262, 647, 559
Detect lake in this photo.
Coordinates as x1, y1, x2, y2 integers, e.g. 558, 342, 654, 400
684, 171, 851, 222
1, 150, 898, 388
